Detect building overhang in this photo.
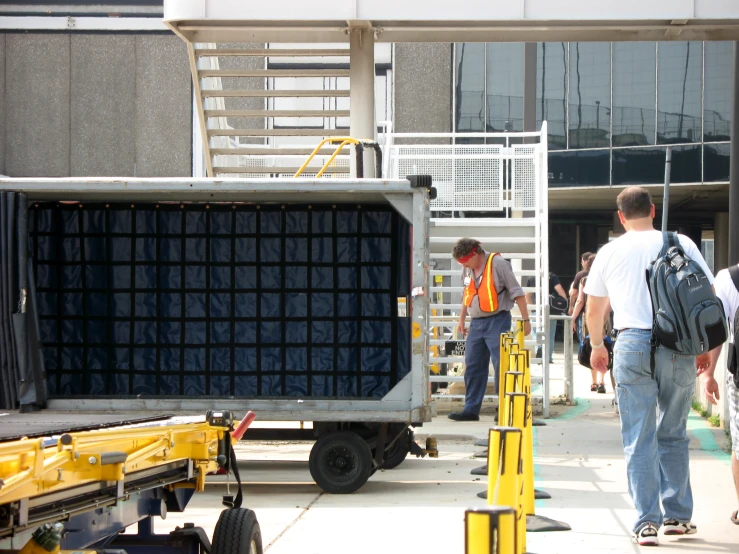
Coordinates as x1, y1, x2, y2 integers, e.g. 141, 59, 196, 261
164, 0, 739, 43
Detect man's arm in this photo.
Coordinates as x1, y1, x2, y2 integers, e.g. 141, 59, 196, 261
587, 295, 610, 373
514, 295, 532, 337
457, 305, 469, 337
701, 344, 724, 405
554, 283, 568, 300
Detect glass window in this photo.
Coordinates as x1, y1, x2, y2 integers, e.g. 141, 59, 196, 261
455, 43, 485, 132
612, 148, 665, 184
568, 43, 611, 149
486, 43, 524, 132
537, 43, 568, 149
670, 145, 702, 183
613, 43, 656, 146
704, 42, 732, 142
657, 42, 702, 144
549, 150, 610, 187
704, 143, 730, 182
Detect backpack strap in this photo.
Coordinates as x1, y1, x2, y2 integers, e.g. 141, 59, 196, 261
729, 264, 739, 293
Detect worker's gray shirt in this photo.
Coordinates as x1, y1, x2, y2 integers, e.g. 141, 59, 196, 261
464, 254, 524, 318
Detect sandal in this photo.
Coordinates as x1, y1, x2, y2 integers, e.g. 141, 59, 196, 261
590, 384, 598, 392
732, 510, 739, 525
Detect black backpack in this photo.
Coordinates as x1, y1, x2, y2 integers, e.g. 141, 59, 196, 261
647, 232, 728, 372
728, 265, 739, 381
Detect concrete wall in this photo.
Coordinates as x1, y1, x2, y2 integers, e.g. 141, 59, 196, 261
393, 43, 452, 142
6, 34, 71, 177
1, 33, 191, 178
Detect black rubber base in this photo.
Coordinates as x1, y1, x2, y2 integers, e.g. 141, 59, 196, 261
476, 490, 487, 499
471, 465, 488, 476
473, 450, 488, 458
535, 489, 551, 499
526, 514, 571, 532
533, 420, 547, 426
474, 438, 489, 447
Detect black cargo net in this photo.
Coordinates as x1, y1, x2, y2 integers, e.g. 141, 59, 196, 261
31, 203, 411, 399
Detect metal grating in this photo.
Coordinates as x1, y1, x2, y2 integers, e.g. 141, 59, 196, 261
390, 145, 503, 212
511, 145, 538, 210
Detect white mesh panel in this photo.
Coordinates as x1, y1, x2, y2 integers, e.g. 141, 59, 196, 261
396, 147, 455, 210
512, 145, 537, 210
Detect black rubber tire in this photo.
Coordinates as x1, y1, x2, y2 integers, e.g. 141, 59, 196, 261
309, 431, 373, 494
381, 429, 411, 470
211, 508, 263, 554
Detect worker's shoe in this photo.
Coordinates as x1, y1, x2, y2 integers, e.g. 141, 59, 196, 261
448, 411, 480, 422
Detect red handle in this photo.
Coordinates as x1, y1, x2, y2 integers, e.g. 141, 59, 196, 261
232, 411, 256, 440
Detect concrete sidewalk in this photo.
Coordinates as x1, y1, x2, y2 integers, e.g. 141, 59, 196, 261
152, 353, 738, 553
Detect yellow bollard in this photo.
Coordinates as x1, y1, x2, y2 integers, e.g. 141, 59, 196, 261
499, 369, 522, 427
486, 427, 524, 554
515, 320, 526, 349
506, 393, 529, 554
497, 334, 511, 421
465, 506, 516, 554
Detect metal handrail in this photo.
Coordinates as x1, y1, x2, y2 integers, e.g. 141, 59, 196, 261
294, 137, 383, 178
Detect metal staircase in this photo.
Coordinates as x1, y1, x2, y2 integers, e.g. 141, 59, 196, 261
190, 44, 352, 177
384, 128, 551, 415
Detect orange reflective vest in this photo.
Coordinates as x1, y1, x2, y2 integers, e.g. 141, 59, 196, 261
462, 253, 500, 312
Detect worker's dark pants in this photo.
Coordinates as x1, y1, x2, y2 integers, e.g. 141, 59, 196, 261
463, 311, 512, 415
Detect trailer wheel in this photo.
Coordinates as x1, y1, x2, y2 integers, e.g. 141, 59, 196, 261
381, 429, 411, 470
309, 431, 373, 494
212, 508, 262, 554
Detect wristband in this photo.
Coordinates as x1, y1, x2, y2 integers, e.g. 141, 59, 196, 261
590, 340, 604, 349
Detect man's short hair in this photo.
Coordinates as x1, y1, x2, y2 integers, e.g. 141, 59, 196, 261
581, 251, 594, 263
453, 238, 481, 260
617, 187, 653, 220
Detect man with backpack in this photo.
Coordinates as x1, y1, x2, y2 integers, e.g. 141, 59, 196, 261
584, 187, 718, 546
701, 264, 739, 526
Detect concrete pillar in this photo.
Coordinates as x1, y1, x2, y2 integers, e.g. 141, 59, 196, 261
715, 212, 730, 273
349, 28, 375, 178
730, 42, 739, 266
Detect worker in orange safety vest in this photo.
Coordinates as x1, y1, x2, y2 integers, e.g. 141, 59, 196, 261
448, 238, 531, 421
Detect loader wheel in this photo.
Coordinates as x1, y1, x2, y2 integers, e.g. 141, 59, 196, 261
212, 508, 262, 554
309, 431, 373, 494
381, 428, 411, 470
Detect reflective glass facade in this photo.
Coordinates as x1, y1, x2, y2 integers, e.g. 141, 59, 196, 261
454, 41, 733, 187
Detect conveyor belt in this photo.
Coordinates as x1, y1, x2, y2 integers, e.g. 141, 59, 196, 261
0, 412, 175, 442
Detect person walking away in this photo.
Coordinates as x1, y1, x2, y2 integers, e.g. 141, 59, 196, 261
701, 263, 739, 525
569, 252, 594, 317
584, 187, 712, 546
571, 256, 605, 392
448, 238, 531, 422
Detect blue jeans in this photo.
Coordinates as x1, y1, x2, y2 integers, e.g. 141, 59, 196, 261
613, 329, 695, 532
463, 311, 512, 415
575, 314, 584, 344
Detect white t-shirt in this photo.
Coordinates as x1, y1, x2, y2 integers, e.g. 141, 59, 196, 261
584, 230, 713, 330
714, 267, 739, 343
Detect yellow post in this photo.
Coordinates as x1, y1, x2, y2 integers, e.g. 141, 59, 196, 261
515, 320, 526, 349
497, 333, 511, 423
486, 427, 523, 554
506, 393, 528, 553
519, 354, 536, 517
499, 368, 522, 428
465, 506, 516, 554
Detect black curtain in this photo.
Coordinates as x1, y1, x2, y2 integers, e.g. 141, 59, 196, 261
0, 192, 46, 410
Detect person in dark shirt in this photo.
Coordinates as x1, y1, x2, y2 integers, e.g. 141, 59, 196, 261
548, 272, 569, 363
568, 252, 594, 316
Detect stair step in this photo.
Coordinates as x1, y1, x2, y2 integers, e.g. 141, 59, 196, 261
211, 148, 348, 156
207, 129, 345, 137
195, 48, 349, 57
205, 110, 350, 118
199, 69, 350, 78
430, 236, 534, 244
201, 90, 350, 98
213, 166, 348, 174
